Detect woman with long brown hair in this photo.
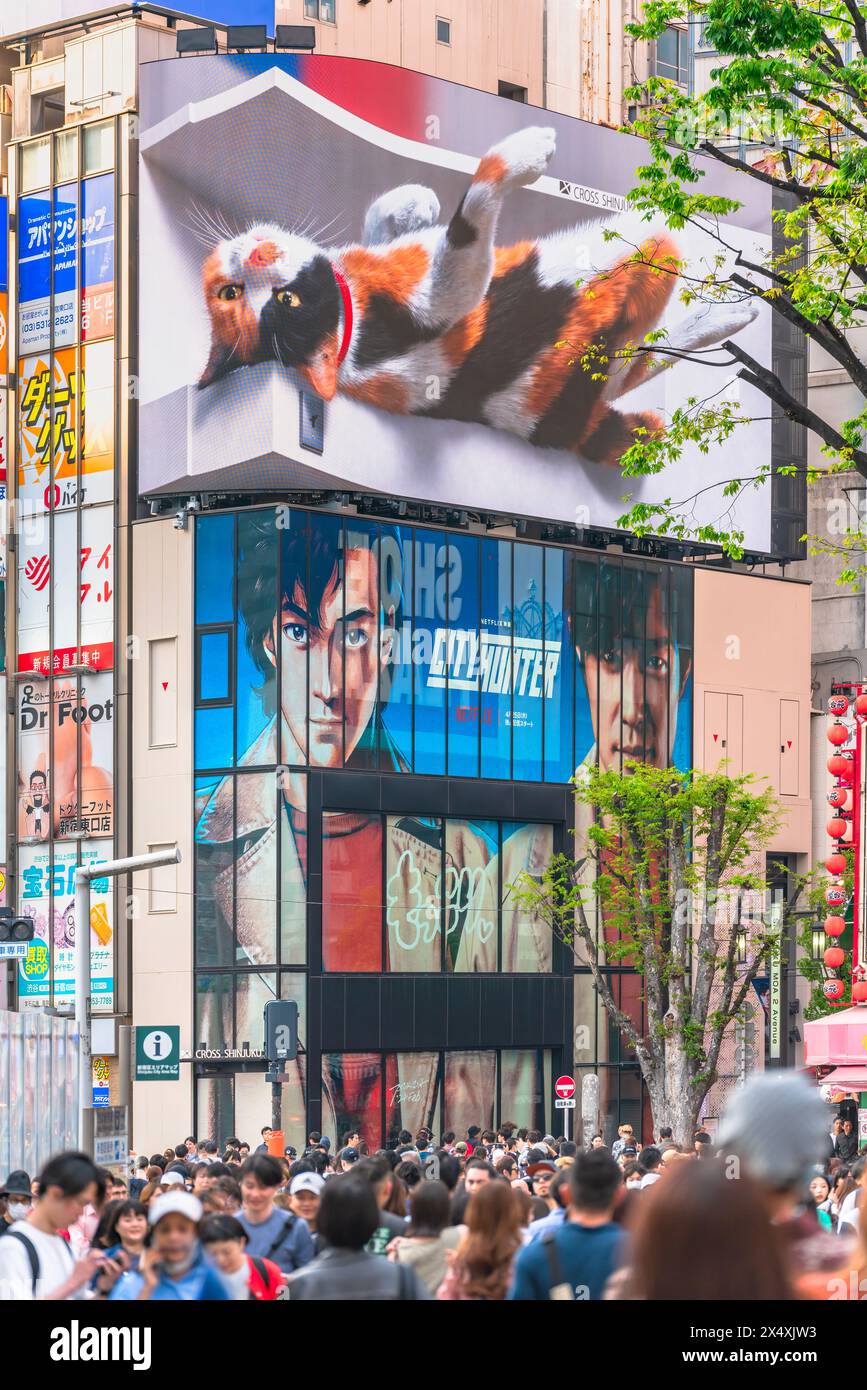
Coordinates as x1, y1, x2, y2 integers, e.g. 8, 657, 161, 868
605, 1158, 793, 1300
437, 1181, 522, 1301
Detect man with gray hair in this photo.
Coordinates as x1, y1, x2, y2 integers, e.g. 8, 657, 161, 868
717, 1071, 855, 1280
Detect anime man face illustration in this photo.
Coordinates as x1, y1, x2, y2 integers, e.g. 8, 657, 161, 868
263, 544, 394, 768
577, 568, 691, 772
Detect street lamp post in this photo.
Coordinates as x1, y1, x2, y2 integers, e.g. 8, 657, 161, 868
75, 846, 182, 1153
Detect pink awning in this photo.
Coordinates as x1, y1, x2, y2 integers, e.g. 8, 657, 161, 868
821, 1065, 867, 1095
803, 1005, 867, 1068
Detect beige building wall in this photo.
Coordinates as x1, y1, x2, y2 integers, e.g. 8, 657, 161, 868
277, 0, 650, 120
129, 517, 195, 1149
693, 568, 812, 855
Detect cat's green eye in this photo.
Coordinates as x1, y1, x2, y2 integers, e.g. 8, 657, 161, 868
275, 288, 302, 308
218, 284, 244, 301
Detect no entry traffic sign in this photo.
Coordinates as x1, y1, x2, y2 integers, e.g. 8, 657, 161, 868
555, 1075, 576, 1100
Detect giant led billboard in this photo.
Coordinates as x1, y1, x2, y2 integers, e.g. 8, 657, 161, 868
139, 56, 774, 551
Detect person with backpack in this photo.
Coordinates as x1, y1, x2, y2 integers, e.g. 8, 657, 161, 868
0, 1152, 118, 1300
200, 1213, 285, 1299
507, 1150, 627, 1300
236, 1154, 314, 1275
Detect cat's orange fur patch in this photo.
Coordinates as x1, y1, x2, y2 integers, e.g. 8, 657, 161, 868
524, 235, 679, 422
344, 374, 410, 413
475, 153, 508, 184
202, 248, 259, 363
339, 244, 430, 313
493, 241, 535, 277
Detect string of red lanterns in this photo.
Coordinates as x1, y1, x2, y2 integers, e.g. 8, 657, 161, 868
823, 694, 853, 999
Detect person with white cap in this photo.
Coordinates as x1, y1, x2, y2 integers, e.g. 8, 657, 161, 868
716, 1070, 856, 1282
108, 1191, 231, 1301
288, 1170, 325, 1239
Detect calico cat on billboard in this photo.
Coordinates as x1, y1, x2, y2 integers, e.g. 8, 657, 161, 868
139, 55, 773, 551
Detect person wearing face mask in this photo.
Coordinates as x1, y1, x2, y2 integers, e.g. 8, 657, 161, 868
0, 1153, 117, 1300
0, 1172, 33, 1234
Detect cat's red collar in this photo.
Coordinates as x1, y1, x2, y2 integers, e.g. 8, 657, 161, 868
333, 268, 353, 365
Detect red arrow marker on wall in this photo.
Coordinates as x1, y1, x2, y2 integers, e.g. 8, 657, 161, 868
712, 733, 719, 742
161, 682, 168, 691
787, 740, 792, 748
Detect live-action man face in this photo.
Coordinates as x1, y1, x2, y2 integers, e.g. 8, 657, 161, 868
576, 566, 691, 772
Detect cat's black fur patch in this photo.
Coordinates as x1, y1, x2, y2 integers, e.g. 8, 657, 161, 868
422, 251, 574, 422
353, 294, 443, 371
531, 301, 635, 452
447, 195, 478, 249
263, 253, 341, 366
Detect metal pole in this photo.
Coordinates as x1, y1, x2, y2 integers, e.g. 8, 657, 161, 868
76, 846, 181, 1151
271, 1081, 282, 1132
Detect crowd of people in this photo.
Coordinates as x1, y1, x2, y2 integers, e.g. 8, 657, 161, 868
1, 1072, 865, 1301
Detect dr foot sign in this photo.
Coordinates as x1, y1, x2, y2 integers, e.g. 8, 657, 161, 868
135, 1025, 180, 1081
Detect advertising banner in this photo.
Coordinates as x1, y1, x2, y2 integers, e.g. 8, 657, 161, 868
18, 186, 77, 354
17, 838, 114, 1009
16, 674, 114, 839
0, 194, 8, 376
81, 174, 115, 342
140, 55, 773, 551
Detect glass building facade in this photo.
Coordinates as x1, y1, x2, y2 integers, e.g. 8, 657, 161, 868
193, 506, 693, 1146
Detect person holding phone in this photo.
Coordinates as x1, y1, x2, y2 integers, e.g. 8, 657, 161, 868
109, 1192, 231, 1302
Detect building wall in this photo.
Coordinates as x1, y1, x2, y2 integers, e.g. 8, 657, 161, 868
129, 517, 194, 1147
693, 568, 812, 854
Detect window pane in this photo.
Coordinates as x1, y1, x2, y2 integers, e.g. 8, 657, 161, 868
501, 1049, 547, 1132
81, 173, 115, 342
446, 532, 480, 777
323, 1052, 383, 1151
500, 822, 554, 972
195, 775, 235, 967
83, 120, 114, 174
385, 1053, 440, 1146
195, 973, 232, 1051
343, 517, 385, 769
480, 538, 512, 779
281, 789, 307, 965
543, 547, 573, 783
55, 129, 78, 187
238, 509, 278, 767
81, 338, 115, 502
197, 1075, 233, 1147
199, 631, 231, 703
234, 971, 276, 1051
413, 530, 446, 775
196, 514, 235, 626
379, 521, 412, 771
511, 544, 544, 780
444, 1051, 495, 1135
21, 139, 50, 192
386, 815, 441, 972
445, 818, 498, 972
233, 772, 277, 967
323, 810, 382, 970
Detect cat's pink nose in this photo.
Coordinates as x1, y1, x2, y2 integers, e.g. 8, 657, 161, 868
246, 241, 280, 268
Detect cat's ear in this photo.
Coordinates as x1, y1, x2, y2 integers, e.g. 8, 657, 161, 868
298, 335, 339, 401
198, 340, 237, 389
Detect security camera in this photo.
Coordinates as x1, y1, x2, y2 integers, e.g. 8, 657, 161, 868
173, 510, 188, 531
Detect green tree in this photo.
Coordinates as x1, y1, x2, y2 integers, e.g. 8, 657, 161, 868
604, 0, 867, 576
512, 763, 810, 1146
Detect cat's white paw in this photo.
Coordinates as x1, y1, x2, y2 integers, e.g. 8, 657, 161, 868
363, 185, 441, 244
669, 300, 760, 352
487, 126, 556, 188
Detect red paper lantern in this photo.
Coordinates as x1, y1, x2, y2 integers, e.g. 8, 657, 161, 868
826, 853, 847, 875
825, 915, 846, 937
828, 755, 852, 778
853, 981, 867, 1004
856, 693, 867, 717
828, 787, 848, 808
828, 817, 848, 839
825, 884, 846, 907
824, 979, 845, 1000
829, 695, 850, 715
828, 723, 849, 745
824, 946, 846, 968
